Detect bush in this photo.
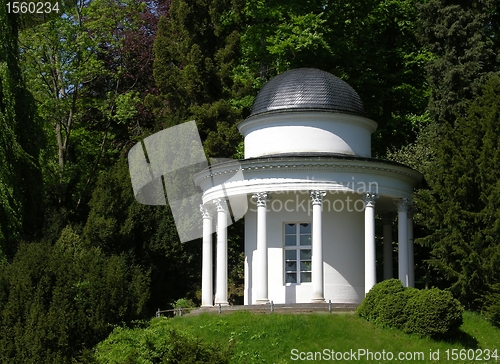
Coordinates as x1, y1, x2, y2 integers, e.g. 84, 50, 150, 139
174, 298, 196, 309
0, 228, 150, 363
403, 288, 463, 338
356, 279, 404, 322
94, 319, 232, 363
376, 287, 419, 329
357, 281, 463, 339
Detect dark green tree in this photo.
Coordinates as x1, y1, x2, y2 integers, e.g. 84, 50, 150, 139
149, 0, 244, 158
0, 226, 150, 363
83, 156, 202, 311
0, 7, 44, 258
418, 0, 500, 124
416, 75, 500, 310
149, 0, 251, 302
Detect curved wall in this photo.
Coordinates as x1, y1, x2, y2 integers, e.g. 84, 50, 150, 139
244, 192, 365, 305
238, 112, 377, 159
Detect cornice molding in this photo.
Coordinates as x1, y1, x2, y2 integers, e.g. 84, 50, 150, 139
193, 156, 422, 187
238, 111, 378, 135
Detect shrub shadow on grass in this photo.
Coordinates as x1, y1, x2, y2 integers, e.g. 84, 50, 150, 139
436, 329, 479, 349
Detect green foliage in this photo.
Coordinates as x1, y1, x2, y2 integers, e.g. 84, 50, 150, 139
152, 0, 243, 158
376, 287, 419, 329
174, 298, 197, 309
403, 288, 464, 338
415, 75, 500, 310
240, 0, 331, 77
0, 3, 44, 257
18, 0, 153, 229
231, 0, 431, 156
483, 284, 500, 327
326, 0, 430, 155
418, 0, 500, 124
94, 319, 231, 363
356, 278, 405, 321
0, 246, 6, 267
358, 281, 463, 339
0, 226, 150, 363
83, 156, 202, 311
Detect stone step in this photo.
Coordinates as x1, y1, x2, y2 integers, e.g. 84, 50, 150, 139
185, 302, 358, 316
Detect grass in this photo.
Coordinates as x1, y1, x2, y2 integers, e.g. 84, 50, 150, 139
161, 310, 500, 363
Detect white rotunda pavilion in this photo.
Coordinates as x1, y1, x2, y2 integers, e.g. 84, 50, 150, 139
194, 68, 422, 306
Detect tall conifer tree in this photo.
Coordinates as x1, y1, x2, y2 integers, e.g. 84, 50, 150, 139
0, 9, 43, 258
151, 0, 243, 158
418, 0, 499, 123
417, 75, 500, 310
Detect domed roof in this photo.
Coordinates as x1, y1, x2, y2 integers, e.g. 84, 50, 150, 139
249, 68, 365, 117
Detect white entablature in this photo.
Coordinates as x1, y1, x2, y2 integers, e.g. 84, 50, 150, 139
194, 156, 421, 207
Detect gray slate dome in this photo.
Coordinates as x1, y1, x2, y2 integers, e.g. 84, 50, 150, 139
250, 68, 365, 117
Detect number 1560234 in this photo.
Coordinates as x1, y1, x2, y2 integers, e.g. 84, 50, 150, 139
6, 2, 60, 14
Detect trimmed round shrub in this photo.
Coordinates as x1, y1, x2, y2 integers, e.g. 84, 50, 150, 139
356, 279, 404, 322
403, 288, 463, 338
376, 287, 419, 329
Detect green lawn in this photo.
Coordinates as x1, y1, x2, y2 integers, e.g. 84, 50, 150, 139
95, 310, 500, 363
164, 310, 500, 363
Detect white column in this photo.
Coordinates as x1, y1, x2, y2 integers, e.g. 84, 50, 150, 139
363, 192, 378, 294
397, 198, 409, 287
407, 206, 415, 287
310, 190, 326, 302
382, 214, 394, 280
200, 204, 213, 307
213, 198, 228, 306
253, 192, 270, 304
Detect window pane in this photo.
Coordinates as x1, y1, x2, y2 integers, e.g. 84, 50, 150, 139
300, 235, 311, 246
300, 223, 311, 234
300, 261, 312, 271
285, 250, 296, 260
285, 235, 296, 246
285, 223, 296, 234
301, 272, 312, 282
300, 249, 312, 260
286, 273, 297, 283
285, 261, 297, 271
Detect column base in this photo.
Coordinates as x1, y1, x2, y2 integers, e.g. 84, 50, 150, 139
255, 299, 269, 305
311, 297, 325, 303
201, 304, 214, 308
214, 301, 229, 306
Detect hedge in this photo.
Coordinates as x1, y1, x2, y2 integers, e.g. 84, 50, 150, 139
357, 281, 463, 339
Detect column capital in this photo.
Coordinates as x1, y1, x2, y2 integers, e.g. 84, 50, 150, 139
310, 190, 327, 205
252, 192, 271, 207
200, 204, 213, 219
395, 198, 411, 212
362, 192, 379, 207
213, 198, 227, 212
